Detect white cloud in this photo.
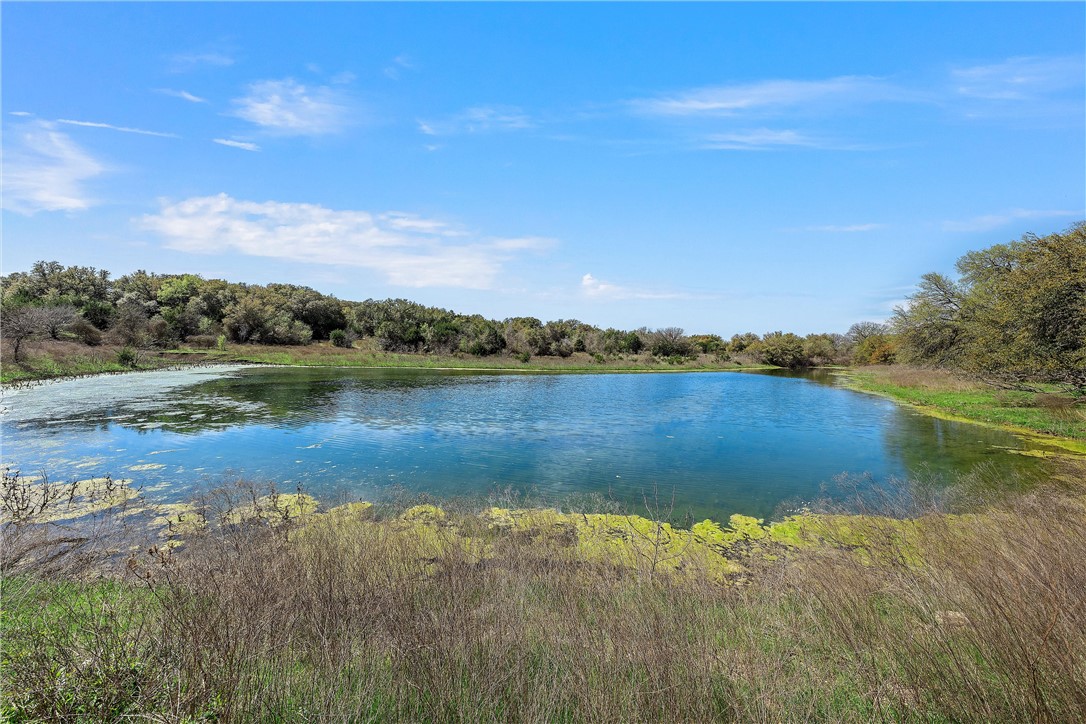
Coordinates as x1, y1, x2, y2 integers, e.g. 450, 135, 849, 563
138, 194, 554, 289
56, 118, 179, 138
2, 121, 105, 214
383, 54, 416, 80
169, 51, 234, 73
630, 76, 906, 117
942, 208, 1082, 233
212, 138, 261, 152
700, 129, 832, 151
581, 273, 690, 301
229, 78, 351, 136
157, 88, 208, 103
9, 111, 33, 117
418, 105, 534, 135
380, 212, 467, 236
951, 55, 1084, 101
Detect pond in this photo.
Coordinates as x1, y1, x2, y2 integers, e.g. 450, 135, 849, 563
0, 365, 1056, 521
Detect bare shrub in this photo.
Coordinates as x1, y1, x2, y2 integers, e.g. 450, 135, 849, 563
5, 465, 1086, 722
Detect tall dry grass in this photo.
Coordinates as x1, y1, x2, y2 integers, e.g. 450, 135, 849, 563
3, 464, 1086, 722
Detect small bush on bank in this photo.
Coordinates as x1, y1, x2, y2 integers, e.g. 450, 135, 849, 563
329, 329, 355, 348
116, 346, 139, 368
184, 334, 219, 349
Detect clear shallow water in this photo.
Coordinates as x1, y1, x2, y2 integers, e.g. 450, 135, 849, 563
0, 365, 1052, 521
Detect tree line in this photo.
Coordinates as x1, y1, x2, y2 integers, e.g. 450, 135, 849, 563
2, 222, 1081, 387
0, 260, 871, 367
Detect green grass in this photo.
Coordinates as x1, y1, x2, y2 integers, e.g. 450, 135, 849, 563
2, 339, 773, 385
162, 342, 773, 374
841, 367, 1086, 442
6, 476, 1086, 722
0, 353, 153, 385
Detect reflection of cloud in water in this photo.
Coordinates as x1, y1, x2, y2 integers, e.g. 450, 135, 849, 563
1, 366, 1059, 522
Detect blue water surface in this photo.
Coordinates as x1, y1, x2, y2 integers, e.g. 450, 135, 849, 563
0, 366, 1048, 521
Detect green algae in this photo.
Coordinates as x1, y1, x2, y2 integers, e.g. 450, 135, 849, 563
400, 504, 447, 524
1, 476, 139, 525
14, 470, 1068, 585
222, 493, 320, 525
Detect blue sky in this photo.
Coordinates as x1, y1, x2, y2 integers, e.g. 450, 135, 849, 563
3, 2, 1083, 336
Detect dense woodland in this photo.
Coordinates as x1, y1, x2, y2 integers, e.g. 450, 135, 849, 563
2, 222, 1083, 392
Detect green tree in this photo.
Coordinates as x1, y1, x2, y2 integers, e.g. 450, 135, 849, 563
755, 332, 809, 368
893, 222, 1086, 393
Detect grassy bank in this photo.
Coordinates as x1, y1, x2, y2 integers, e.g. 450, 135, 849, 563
840, 365, 1086, 445
164, 339, 767, 373
0, 340, 188, 385
4, 464, 1086, 722
1, 337, 771, 385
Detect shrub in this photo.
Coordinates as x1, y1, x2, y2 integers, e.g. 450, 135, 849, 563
756, 331, 810, 368
517, 351, 531, 363
116, 346, 139, 368
185, 335, 219, 349
68, 317, 102, 346
329, 329, 352, 348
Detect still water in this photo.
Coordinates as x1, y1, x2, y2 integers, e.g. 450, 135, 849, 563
0, 366, 1052, 521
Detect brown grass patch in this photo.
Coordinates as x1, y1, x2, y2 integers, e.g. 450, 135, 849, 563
860, 364, 981, 392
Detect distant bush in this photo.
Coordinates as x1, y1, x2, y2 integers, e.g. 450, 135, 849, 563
68, 317, 102, 346
185, 335, 219, 349
329, 329, 353, 348
648, 327, 692, 358
116, 346, 139, 368
517, 351, 531, 363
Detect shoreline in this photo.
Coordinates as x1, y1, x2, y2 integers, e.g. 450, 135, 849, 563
0, 351, 776, 389
834, 369, 1086, 455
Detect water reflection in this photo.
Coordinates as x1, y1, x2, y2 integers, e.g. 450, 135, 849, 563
1, 366, 1052, 520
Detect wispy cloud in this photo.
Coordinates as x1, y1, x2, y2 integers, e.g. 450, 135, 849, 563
383, 54, 417, 80
157, 88, 208, 103
700, 129, 840, 151
9, 111, 33, 117
942, 208, 1082, 233
418, 105, 534, 136
138, 194, 554, 289
581, 273, 692, 301
951, 55, 1084, 101
2, 121, 104, 214
56, 118, 179, 138
229, 78, 352, 136
630, 76, 907, 117
213, 138, 261, 152
169, 51, 234, 73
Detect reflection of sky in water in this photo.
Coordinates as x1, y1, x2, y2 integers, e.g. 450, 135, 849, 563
0, 366, 1050, 521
